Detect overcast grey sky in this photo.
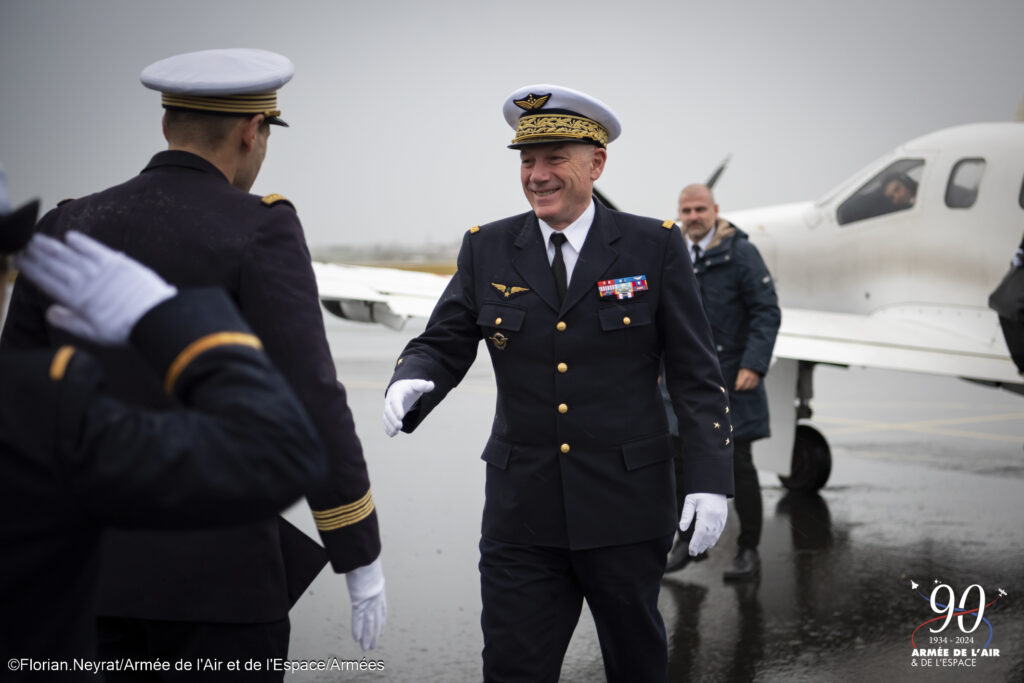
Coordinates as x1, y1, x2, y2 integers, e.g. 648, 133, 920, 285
1, 0, 1021, 247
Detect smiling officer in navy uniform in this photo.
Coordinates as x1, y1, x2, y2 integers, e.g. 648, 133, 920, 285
382, 85, 734, 683
1, 49, 385, 675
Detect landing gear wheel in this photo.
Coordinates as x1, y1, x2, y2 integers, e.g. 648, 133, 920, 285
779, 424, 831, 492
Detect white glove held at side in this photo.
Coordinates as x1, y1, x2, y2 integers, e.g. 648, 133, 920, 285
346, 557, 386, 650
382, 379, 434, 437
16, 231, 176, 345
679, 492, 728, 556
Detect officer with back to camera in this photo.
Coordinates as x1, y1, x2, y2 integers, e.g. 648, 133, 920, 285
0, 49, 385, 675
0, 168, 326, 678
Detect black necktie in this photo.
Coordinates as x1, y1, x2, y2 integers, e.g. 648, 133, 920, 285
692, 244, 703, 262
550, 232, 568, 304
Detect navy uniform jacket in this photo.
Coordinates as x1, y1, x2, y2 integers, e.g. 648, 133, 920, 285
390, 201, 734, 550
692, 220, 780, 442
0, 291, 324, 677
1, 151, 379, 623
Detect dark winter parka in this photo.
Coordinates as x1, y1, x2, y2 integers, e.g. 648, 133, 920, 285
692, 219, 781, 442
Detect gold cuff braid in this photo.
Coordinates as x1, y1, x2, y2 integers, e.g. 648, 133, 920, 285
312, 490, 375, 531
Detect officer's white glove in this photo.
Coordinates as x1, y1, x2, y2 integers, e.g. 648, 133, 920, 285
382, 379, 435, 437
16, 231, 176, 346
346, 557, 386, 650
679, 493, 728, 556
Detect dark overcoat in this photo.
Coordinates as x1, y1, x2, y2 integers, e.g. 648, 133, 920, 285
693, 220, 781, 442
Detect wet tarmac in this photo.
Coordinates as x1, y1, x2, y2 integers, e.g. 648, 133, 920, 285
283, 316, 1024, 682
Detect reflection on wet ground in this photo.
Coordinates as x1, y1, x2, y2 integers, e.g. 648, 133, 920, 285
286, 320, 1023, 682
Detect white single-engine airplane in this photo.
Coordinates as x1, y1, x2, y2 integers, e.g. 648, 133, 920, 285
314, 117, 1024, 491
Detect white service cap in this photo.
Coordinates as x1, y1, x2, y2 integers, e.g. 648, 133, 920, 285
502, 84, 621, 149
141, 48, 295, 126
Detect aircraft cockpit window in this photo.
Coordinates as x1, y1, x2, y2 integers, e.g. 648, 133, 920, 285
945, 158, 985, 209
836, 159, 924, 225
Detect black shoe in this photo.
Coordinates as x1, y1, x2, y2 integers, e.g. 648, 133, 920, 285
722, 548, 760, 581
664, 537, 708, 574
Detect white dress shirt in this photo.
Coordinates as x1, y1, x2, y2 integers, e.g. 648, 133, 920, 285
537, 199, 595, 285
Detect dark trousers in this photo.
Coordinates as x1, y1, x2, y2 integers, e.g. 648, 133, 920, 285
672, 437, 762, 550
999, 315, 1024, 373
96, 616, 290, 682
479, 534, 673, 683
732, 439, 763, 550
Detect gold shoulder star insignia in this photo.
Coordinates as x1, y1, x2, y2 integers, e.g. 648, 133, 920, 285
713, 422, 721, 430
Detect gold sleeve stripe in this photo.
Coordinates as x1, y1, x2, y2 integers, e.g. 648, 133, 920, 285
165, 332, 263, 394
312, 490, 375, 531
49, 346, 76, 381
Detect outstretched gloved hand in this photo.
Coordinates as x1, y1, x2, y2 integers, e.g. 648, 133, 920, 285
346, 557, 386, 650
382, 379, 434, 436
679, 493, 728, 556
16, 231, 176, 345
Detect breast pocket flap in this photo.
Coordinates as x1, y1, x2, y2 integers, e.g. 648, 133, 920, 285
598, 302, 652, 331
477, 304, 526, 331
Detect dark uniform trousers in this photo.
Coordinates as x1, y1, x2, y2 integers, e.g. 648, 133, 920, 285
480, 534, 673, 683
1, 151, 381, 671
390, 202, 734, 681
0, 291, 324, 680
731, 440, 762, 550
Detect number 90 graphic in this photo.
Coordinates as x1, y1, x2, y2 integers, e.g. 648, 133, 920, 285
929, 584, 985, 633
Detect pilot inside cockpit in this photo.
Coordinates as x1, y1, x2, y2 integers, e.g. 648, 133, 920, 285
882, 172, 917, 210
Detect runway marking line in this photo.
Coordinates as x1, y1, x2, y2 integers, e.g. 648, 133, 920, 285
814, 412, 1024, 443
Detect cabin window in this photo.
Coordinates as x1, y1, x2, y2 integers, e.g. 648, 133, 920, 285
945, 158, 985, 209
837, 159, 924, 225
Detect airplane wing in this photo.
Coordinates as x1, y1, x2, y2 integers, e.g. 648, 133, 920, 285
312, 261, 450, 330
311, 262, 1022, 385
775, 305, 1021, 384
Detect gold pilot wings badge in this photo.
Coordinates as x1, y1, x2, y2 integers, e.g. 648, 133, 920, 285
513, 93, 551, 111
491, 282, 531, 299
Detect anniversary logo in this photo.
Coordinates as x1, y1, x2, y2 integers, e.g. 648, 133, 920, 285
908, 580, 1007, 670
